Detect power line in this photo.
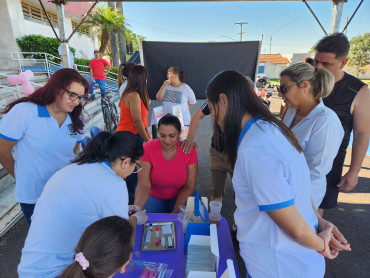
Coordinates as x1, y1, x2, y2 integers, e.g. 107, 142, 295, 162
125, 17, 206, 41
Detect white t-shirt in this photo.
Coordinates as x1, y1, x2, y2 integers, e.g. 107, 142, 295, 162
0, 102, 85, 204
162, 83, 196, 125
233, 119, 324, 278
283, 99, 344, 208
18, 162, 129, 278
119, 80, 127, 97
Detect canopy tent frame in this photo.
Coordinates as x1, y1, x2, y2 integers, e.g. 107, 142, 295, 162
37, 0, 365, 69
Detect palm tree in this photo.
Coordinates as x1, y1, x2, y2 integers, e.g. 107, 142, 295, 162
83, 5, 125, 54
107, 2, 119, 67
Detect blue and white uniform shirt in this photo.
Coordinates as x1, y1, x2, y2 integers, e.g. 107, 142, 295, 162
0, 102, 85, 204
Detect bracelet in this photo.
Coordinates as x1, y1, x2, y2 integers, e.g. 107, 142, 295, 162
317, 234, 326, 255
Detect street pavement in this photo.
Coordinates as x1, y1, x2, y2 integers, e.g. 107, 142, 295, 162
0, 98, 369, 277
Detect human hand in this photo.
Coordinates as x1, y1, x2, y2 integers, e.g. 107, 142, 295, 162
163, 80, 171, 86
180, 138, 198, 154
317, 218, 351, 253
131, 210, 148, 225
128, 205, 141, 216
90, 77, 94, 82
318, 223, 339, 259
338, 171, 359, 192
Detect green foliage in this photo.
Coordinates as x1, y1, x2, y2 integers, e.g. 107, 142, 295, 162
107, 66, 118, 79
74, 57, 91, 71
16, 34, 76, 62
347, 33, 370, 77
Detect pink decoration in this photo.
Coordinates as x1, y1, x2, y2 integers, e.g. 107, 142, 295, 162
7, 70, 35, 96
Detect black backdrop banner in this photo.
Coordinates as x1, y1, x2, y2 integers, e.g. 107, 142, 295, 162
142, 41, 261, 99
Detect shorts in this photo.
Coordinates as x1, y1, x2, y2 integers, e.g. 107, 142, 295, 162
209, 147, 233, 198
319, 169, 342, 209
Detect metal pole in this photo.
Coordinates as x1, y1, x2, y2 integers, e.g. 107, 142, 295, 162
342, 0, 364, 34
38, 0, 59, 41
55, 3, 71, 68
330, 1, 345, 34
302, 0, 328, 36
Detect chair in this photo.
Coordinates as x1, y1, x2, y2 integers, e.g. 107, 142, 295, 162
81, 136, 92, 150
90, 126, 101, 138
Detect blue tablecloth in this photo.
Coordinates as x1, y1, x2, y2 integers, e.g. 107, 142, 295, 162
113, 213, 240, 278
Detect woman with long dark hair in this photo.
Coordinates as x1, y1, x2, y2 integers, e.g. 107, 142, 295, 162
18, 131, 147, 278
116, 65, 151, 142
206, 70, 350, 278
156, 66, 196, 126
117, 62, 136, 98
0, 68, 88, 226
60, 216, 133, 278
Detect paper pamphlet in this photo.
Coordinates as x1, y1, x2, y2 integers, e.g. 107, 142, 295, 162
151, 106, 165, 125
171, 104, 184, 128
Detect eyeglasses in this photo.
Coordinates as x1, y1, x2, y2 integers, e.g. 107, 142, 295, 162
132, 161, 142, 174
64, 88, 88, 104
276, 84, 296, 95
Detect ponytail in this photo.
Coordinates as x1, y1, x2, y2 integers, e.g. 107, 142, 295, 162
312, 67, 334, 99
60, 216, 133, 278
169, 66, 185, 83
280, 62, 334, 100
72, 131, 143, 165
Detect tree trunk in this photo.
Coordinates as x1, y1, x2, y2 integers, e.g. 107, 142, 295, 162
108, 2, 119, 67
117, 2, 127, 63
100, 30, 110, 54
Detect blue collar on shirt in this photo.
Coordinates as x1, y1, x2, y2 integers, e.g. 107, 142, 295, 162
237, 117, 257, 153
103, 160, 112, 169
37, 105, 51, 117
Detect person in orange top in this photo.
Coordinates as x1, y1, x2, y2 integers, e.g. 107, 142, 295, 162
116, 65, 151, 204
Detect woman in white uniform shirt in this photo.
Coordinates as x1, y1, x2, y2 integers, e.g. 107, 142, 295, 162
0, 69, 88, 226
117, 62, 136, 97
278, 63, 344, 209
156, 66, 196, 125
18, 131, 147, 278
205, 70, 350, 278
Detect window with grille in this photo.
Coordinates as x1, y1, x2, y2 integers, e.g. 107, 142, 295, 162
72, 21, 90, 36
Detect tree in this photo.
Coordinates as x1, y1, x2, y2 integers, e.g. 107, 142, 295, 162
117, 2, 127, 63
347, 32, 370, 78
83, 5, 125, 54
107, 2, 119, 67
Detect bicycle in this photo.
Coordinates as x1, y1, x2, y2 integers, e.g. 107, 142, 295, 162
97, 90, 119, 133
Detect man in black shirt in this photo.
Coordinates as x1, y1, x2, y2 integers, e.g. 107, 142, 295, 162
314, 33, 370, 212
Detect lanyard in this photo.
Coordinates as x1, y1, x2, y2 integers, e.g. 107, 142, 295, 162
237, 117, 257, 153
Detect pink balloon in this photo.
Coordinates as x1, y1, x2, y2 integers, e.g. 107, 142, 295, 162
22, 82, 35, 96
20, 70, 34, 81
7, 75, 22, 85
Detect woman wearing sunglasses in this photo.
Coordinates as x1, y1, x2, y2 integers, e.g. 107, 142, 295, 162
206, 70, 350, 278
133, 114, 198, 213
18, 131, 148, 278
0, 68, 89, 226
278, 62, 344, 209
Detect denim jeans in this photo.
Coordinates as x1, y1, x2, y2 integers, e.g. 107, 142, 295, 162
144, 196, 177, 213
89, 78, 106, 96
20, 203, 35, 227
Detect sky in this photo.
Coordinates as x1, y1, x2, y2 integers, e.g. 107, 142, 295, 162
117, 0, 370, 55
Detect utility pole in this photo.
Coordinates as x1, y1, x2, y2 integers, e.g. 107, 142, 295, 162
269, 37, 272, 55
234, 22, 248, 41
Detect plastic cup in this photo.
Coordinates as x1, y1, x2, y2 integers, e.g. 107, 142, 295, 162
209, 201, 222, 225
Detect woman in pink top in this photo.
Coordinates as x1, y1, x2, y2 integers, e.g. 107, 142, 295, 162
134, 114, 198, 213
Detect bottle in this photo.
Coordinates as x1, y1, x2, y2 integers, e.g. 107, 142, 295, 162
155, 226, 159, 237
152, 124, 158, 139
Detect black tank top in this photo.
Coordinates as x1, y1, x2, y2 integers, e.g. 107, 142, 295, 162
323, 72, 366, 173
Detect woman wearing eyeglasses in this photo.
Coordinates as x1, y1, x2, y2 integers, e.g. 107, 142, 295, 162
0, 68, 89, 226
278, 63, 344, 209
133, 114, 198, 213
18, 131, 148, 278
